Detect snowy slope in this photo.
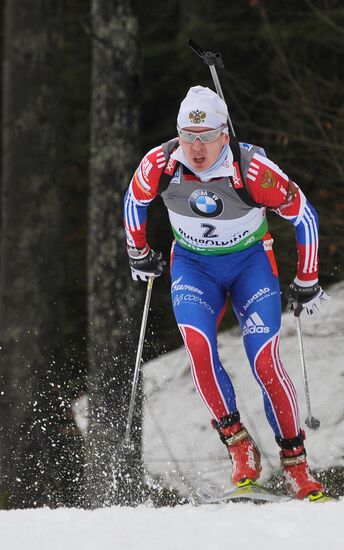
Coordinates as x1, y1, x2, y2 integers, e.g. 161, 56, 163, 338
143, 280, 344, 497
0, 501, 343, 550
0, 282, 343, 550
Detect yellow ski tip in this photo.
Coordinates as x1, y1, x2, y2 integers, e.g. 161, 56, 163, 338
308, 491, 337, 503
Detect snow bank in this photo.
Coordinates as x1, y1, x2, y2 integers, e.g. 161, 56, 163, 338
0, 500, 343, 550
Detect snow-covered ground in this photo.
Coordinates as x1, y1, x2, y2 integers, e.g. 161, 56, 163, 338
1, 281, 343, 550
0, 500, 343, 550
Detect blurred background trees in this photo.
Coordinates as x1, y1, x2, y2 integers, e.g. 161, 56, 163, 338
86, 0, 143, 507
0, 0, 342, 507
0, 0, 84, 509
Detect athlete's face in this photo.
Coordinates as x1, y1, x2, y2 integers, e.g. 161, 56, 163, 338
179, 126, 229, 172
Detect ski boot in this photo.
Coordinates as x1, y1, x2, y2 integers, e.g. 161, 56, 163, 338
276, 433, 324, 500
212, 412, 261, 485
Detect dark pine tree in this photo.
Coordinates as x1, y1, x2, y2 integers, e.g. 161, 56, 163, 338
0, 0, 83, 508
85, 0, 144, 506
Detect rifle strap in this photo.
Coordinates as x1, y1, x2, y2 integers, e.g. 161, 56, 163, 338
228, 137, 258, 207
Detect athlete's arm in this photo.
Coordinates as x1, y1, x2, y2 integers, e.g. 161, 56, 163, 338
123, 145, 166, 249
246, 153, 319, 285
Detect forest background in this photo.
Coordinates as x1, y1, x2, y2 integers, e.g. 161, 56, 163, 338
0, 0, 343, 509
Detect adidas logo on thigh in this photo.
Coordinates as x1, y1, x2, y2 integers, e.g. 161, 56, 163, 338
243, 312, 270, 336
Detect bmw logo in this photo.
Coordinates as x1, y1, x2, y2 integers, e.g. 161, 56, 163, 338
189, 190, 223, 218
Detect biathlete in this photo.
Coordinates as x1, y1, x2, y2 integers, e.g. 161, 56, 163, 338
124, 85, 329, 499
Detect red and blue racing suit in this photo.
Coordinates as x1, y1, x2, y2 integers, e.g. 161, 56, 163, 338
124, 140, 319, 440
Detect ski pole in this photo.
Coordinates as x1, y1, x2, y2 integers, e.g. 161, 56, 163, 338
295, 316, 320, 430
187, 38, 236, 137
124, 276, 154, 448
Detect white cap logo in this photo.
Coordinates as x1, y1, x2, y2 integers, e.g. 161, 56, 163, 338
188, 109, 206, 124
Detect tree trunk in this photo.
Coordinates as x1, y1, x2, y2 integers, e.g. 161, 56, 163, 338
86, 0, 143, 506
0, 0, 83, 508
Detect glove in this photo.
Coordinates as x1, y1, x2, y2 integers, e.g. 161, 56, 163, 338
128, 245, 165, 282
285, 281, 330, 317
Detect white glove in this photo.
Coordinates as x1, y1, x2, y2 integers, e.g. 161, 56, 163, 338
285, 282, 330, 317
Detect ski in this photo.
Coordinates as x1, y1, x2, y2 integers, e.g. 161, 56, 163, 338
200, 479, 337, 505
202, 479, 290, 505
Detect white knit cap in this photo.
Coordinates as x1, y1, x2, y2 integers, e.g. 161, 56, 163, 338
177, 85, 229, 129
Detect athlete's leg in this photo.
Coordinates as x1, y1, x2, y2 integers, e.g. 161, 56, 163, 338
230, 242, 301, 440
171, 246, 236, 421
171, 245, 263, 483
